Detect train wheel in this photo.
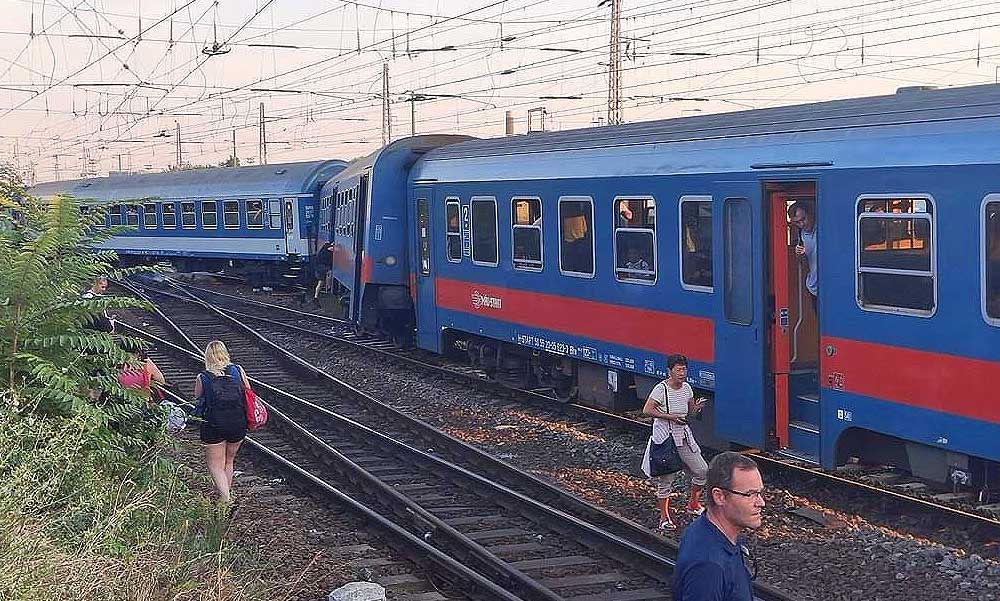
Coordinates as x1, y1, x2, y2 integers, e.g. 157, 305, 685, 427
554, 381, 578, 403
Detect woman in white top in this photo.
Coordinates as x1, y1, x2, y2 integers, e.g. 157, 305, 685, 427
641, 354, 709, 530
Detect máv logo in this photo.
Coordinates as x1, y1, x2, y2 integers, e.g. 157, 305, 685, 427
471, 289, 502, 310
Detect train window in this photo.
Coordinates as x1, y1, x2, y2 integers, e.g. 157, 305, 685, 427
162, 203, 176, 228
559, 196, 595, 277
680, 197, 714, 291
246, 199, 264, 229
224, 201, 240, 229
856, 195, 935, 315
724, 198, 754, 325
446, 199, 462, 262
269, 199, 282, 229
181, 202, 196, 228
202, 201, 218, 229
614, 196, 656, 284
109, 204, 124, 227
512, 197, 542, 271
984, 197, 1000, 324
284, 199, 295, 232
471, 196, 498, 267
143, 203, 157, 229
125, 205, 139, 227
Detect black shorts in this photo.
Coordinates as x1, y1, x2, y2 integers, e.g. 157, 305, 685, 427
200, 421, 246, 444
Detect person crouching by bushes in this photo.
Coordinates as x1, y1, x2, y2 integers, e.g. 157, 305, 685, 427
118, 348, 166, 404
641, 354, 709, 530
193, 340, 251, 504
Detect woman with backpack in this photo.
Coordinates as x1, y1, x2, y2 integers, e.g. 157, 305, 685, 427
193, 340, 252, 504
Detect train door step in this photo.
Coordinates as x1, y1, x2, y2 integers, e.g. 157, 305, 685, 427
777, 447, 820, 465
785, 420, 821, 463
789, 393, 820, 427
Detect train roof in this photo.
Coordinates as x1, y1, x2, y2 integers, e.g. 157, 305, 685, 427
30, 159, 347, 202
412, 84, 1000, 182
329, 135, 474, 185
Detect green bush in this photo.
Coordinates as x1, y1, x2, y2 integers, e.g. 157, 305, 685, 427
0, 165, 266, 599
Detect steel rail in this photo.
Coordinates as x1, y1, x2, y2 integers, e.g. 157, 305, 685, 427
153, 278, 1000, 533
126, 279, 802, 601
153, 384, 527, 601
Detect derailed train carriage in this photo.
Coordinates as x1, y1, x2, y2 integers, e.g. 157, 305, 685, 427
30, 160, 346, 284
325, 85, 1000, 489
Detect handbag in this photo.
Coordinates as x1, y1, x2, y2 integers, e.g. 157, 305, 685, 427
230, 365, 268, 430
648, 436, 684, 477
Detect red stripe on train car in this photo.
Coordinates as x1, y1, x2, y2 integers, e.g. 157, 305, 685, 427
361, 254, 373, 285
821, 336, 1000, 425
435, 277, 714, 362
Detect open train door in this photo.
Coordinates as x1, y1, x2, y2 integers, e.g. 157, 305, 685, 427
712, 182, 769, 449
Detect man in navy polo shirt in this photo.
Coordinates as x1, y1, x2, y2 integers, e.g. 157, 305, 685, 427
672, 452, 766, 601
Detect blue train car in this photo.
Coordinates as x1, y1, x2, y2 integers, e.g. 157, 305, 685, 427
407, 84, 1000, 486
317, 135, 470, 331
30, 160, 346, 283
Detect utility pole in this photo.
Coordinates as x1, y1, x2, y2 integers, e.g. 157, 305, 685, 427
53, 154, 60, 181
607, 0, 623, 125
410, 93, 416, 136
232, 129, 237, 164
382, 62, 391, 145
118, 154, 123, 172
259, 103, 267, 165
175, 121, 182, 169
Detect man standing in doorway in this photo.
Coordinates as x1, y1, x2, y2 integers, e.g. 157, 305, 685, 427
788, 202, 817, 314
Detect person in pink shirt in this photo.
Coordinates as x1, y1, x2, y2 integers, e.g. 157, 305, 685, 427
118, 348, 166, 403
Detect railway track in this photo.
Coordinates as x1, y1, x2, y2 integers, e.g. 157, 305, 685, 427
118, 279, 798, 601
141, 276, 1000, 534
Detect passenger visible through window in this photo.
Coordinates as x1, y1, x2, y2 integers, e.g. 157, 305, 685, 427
162, 203, 176, 228
125, 205, 139, 227
986, 200, 1000, 320
446, 200, 462, 262
512, 197, 542, 271
614, 197, 655, 283
857, 196, 934, 313
680, 198, 713, 290
181, 202, 196, 228
472, 197, 498, 266
247, 199, 264, 228
560, 197, 594, 276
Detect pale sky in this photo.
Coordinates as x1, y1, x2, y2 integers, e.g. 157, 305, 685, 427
2, 0, 999, 183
